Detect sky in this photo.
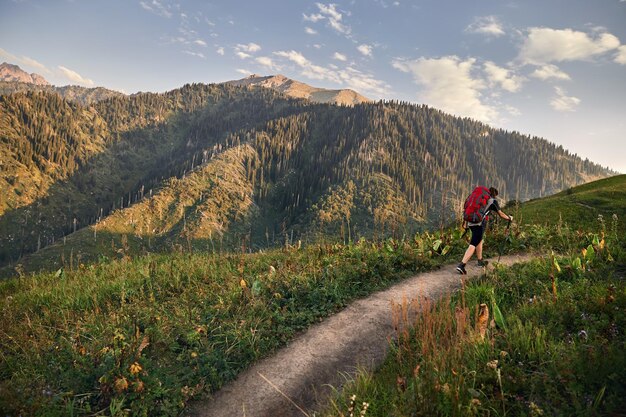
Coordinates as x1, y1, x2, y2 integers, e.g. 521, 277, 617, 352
1, 0, 625, 173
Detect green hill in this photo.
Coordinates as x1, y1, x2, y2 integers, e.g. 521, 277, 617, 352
515, 174, 626, 229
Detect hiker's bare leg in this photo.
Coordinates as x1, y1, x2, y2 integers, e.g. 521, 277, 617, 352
476, 240, 483, 260
462, 245, 475, 264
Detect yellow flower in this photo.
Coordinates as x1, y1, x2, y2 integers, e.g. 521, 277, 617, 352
129, 362, 142, 376
191, 351, 198, 358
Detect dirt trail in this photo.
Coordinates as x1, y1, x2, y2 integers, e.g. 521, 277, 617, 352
188, 253, 535, 417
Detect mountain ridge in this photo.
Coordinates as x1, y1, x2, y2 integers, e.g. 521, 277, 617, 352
224, 73, 370, 106
0, 70, 616, 272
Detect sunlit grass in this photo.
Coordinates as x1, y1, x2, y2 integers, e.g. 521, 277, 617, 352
322, 217, 626, 417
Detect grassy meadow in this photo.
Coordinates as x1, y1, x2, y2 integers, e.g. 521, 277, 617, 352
0, 175, 624, 416
322, 175, 626, 417
0, 227, 475, 416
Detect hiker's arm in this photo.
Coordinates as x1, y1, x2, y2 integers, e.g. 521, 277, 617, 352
497, 210, 512, 221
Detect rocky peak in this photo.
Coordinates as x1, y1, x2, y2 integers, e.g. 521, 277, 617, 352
0, 62, 50, 86
225, 73, 370, 106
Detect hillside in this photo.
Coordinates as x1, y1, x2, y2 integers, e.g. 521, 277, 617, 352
1, 174, 624, 416
1, 83, 613, 271
320, 172, 626, 417
514, 174, 626, 229
225, 74, 370, 105
0, 85, 305, 265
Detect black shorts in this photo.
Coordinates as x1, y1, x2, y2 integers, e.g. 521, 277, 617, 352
469, 224, 485, 246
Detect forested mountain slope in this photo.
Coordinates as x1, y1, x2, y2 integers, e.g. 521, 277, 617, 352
0, 83, 612, 269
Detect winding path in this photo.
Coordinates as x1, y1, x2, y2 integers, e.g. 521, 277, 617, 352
188, 253, 534, 417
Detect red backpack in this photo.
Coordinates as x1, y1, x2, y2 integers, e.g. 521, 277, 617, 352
463, 186, 491, 224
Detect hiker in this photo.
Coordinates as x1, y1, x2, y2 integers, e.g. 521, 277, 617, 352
456, 187, 512, 275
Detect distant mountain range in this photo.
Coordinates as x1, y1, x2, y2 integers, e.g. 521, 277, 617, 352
1, 63, 369, 106
0, 62, 125, 105
0, 63, 615, 273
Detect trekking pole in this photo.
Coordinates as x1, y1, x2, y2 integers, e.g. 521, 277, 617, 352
497, 219, 512, 263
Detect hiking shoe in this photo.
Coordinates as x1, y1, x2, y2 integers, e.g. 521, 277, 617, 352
477, 259, 489, 267
456, 263, 467, 275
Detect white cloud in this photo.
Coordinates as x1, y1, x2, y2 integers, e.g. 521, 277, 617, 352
615, 45, 626, 65
139, 0, 173, 18
392, 56, 497, 123
57, 65, 94, 86
193, 39, 207, 47
504, 104, 521, 117
236, 43, 261, 53
333, 52, 347, 61
216, 47, 225, 56
236, 68, 253, 76
303, 13, 324, 22
519, 27, 621, 64
357, 44, 373, 57
0, 48, 50, 74
234, 43, 261, 60
483, 61, 523, 92
274, 50, 311, 68
530, 64, 571, 80
313, 44, 323, 49
315, 3, 351, 35
338, 67, 390, 96
550, 86, 580, 112
466, 16, 505, 37
316, 3, 342, 21
256, 56, 280, 71
305, 27, 318, 35
183, 50, 205, 59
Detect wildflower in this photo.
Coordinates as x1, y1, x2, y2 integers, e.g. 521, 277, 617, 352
529, 401, 544, 416
360, 402, 370, 416
129, 362, 142, 376
578, 330, 588, 341
486, 359, 499, 370
471, 398, 481, 406
441, 383, 451, 394
114, 376, 129, 393
348, 394, 356, 417
191, 351, 198, 358
500, 350, 508, 358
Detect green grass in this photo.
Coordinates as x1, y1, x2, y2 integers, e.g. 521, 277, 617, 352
0, 228, 476, 416
512, 174, 626, 230
2, 175, 624, 416
321, 176, 626, 417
